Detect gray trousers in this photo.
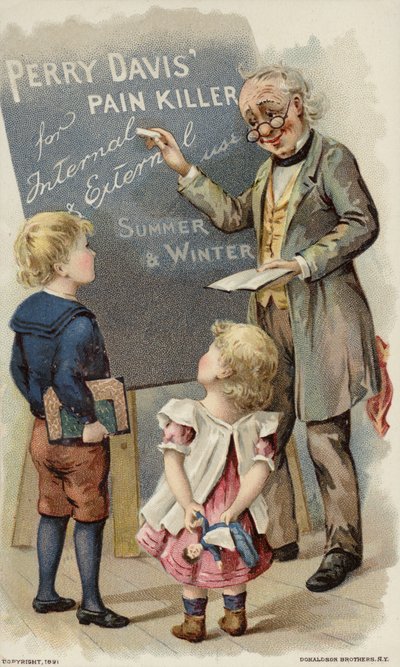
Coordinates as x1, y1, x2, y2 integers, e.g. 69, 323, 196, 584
257, 302, 362, 560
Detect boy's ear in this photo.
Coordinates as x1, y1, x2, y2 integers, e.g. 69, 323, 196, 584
53, 262, 67, 277
217, 365, 233, 379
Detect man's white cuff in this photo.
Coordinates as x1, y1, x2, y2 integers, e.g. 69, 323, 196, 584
295, 254, 311, 280
178, 165, 199, 186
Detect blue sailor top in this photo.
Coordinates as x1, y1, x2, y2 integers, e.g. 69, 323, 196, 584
9, 291, 110, 425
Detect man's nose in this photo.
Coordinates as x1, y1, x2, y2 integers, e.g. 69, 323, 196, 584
258, 122, 272, 137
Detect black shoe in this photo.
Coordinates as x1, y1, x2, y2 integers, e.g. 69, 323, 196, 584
33, 597, 76, 613
77, 606, 130, 628
272, 542, 299, 562
306, 549, 361, 592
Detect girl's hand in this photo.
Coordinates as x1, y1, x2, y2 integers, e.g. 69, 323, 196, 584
184, 501, 205, 533
145, 128, 192, 176
82, 420, 108, 443
220, 507, 239, 524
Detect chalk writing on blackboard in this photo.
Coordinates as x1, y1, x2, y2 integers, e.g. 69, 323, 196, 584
0, 8, 266, 388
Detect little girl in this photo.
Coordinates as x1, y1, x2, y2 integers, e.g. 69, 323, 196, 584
137, 320, 279, 642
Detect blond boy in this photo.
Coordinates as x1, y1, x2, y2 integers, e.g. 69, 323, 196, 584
10, 211, 129, 628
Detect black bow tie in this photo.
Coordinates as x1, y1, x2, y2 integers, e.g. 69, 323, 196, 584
273, 129, 314, 167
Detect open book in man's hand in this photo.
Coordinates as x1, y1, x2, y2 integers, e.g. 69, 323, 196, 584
206, 267, 294, 292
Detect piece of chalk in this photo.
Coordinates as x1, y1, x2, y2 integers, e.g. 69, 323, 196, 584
136, 128, 161, 139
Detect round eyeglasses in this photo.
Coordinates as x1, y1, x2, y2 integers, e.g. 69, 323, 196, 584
246, 98, 292, 143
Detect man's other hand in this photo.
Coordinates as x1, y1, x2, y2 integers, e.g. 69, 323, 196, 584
257, 258, 301, 275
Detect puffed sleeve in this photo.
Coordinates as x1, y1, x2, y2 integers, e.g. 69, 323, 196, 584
157, 399, 198, 456
253, 412, 281, 471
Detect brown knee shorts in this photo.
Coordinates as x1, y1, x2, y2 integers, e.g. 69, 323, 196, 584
29, 418, 110, 522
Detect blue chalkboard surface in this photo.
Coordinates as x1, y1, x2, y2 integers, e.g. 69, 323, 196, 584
0, 8, 267, 388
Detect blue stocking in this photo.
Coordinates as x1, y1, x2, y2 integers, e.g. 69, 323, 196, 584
183, 597, 208, 616
36, 514, 69, 601
74, 519, 106, 612
223, 591, 247, 611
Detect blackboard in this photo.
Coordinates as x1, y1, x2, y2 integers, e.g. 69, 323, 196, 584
0, 8, 267, 388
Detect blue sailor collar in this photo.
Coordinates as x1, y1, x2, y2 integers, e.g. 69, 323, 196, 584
9, 290, 94, 338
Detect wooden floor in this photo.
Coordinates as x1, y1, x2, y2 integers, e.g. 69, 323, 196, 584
0, 490, 396, 665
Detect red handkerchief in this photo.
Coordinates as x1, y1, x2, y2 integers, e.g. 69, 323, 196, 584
366, 336, 393, 437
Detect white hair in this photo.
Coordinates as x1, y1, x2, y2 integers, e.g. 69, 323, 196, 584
241, 63, 327, 124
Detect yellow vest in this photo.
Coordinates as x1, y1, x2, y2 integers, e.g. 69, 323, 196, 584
257, 164, 303, 309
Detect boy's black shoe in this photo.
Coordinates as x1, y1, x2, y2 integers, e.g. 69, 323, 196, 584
77, 607, 130, 628
272, 541, 299, 562
306, 549, 361, 592
33, 597, 76, 613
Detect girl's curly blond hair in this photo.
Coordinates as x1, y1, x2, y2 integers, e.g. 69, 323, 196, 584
211, 320, 278, 412
14, 211, 93, 287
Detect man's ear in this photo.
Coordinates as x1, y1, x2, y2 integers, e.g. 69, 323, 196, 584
293, 94, 303, 116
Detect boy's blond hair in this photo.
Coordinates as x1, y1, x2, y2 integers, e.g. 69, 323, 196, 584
14, 211, 93, 287
212, 320, 278, 412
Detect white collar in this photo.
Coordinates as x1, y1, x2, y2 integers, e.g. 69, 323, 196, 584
296, 128, 311, 152
197, 401, 253, 429
43, 287, 78, 302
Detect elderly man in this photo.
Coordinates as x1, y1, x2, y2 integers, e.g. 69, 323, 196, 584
145, 64, 381, 592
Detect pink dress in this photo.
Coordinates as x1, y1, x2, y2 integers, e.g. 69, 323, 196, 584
137, 439, 273, 588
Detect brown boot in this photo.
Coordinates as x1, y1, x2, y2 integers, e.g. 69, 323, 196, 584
218, 608, 247, 636
171, 613, 206, 642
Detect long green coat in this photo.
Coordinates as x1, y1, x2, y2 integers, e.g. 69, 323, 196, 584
178, 130, 381, 422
